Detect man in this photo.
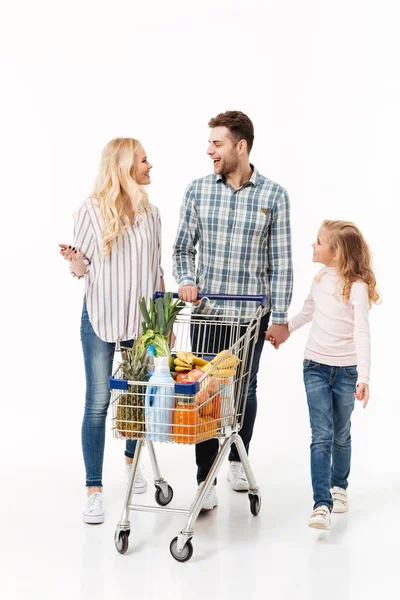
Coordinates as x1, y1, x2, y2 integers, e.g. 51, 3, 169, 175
173, 111, 293, 509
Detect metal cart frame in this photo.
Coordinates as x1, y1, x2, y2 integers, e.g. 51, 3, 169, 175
110, 293, 268, 562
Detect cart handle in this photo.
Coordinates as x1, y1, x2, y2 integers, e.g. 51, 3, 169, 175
153, 291, 268, 307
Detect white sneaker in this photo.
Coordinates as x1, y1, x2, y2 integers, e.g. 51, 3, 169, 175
308, 505, 331, 530
227, 461, 249, 492
83, 492, 104, 524
331, 487, 348, 513
125, 464, 147, 494
193, 482, 218, 512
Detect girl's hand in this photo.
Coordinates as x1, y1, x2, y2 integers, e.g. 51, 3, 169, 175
355, 383, 369, 409
267, 336, 279, 349
59, 243, 83, 262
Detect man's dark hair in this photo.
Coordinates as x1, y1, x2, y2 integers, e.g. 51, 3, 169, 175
208, 110, 254, 153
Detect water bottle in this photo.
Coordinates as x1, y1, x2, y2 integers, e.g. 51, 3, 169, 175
145, 356, 175, 442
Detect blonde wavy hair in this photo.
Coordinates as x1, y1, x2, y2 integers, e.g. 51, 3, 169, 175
322, 220, 380, 306
91, 138, 150, 256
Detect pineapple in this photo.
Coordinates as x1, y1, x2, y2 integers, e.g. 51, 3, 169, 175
116, 341, 150, 439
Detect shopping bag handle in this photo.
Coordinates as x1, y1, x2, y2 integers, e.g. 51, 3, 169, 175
153, 291, 268, 307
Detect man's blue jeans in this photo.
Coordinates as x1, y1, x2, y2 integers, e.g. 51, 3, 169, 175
303, 360, 357, 510
81, 302, 137, 487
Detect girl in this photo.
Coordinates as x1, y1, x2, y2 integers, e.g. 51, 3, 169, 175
59, 138, 164, 524
273, 220, 379, 530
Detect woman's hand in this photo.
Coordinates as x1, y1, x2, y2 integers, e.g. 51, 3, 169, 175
59, 243, 83, 262
355, 383, 369, 409
59, 244, 87, 277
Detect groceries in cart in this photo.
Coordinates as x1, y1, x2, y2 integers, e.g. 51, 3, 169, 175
113, 347, 241, 444
111, 295, 242, 445
115, 340, 150, 439
145, 356, 175, 442
138, 292, 185, 358
172, 350, 240, 379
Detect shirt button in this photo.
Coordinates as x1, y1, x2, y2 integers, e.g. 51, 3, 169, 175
232, 207, 235, 211
229, 224, 232, 228
226, 242, 230, 246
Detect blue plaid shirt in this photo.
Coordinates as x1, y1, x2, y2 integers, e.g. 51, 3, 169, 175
172, 166, 293, 323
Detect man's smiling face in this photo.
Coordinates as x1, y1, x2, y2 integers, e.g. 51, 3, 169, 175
207, 126, 240, 176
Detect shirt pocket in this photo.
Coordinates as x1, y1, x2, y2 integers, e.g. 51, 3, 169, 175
242, 206, 271, 237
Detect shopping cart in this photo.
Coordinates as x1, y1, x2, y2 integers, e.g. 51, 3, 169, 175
109, 293, 267, 562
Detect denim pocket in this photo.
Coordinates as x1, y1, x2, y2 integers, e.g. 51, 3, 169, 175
303, 359, 317, 369
344, 366, 358, 378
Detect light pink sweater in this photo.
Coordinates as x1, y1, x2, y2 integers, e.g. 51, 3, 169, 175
288, 267, 370, 385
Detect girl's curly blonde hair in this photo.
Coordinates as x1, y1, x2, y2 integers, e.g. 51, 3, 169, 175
91, 138, 150, 256
322, 220, 380, 306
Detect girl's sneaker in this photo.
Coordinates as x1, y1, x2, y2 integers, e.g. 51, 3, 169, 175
83, 492, 104, 524
308, 505, 331, 530
331, 487, 348, 513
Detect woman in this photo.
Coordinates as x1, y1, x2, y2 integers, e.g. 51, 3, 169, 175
59, 138, 164, 524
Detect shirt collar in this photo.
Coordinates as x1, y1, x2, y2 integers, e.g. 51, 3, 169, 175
216, 164, 260, 188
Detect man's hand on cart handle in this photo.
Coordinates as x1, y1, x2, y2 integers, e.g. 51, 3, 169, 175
178, 285, 201, 304
265, 324, 290, 350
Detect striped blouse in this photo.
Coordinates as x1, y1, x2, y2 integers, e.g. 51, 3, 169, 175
72, 198, 164, 345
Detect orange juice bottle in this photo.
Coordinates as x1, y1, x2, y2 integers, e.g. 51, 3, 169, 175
172, 396, 198, 444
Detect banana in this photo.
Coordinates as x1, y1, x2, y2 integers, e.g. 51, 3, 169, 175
174, 358, 192, 368
214, 368, 236, 378
210, 350, 232, 364
175, 366, 191, 372
192, 356, 209, 368
177, 351, 192, 363
219, 355, 240, 369
175, 352, 210, 369
201, 364, 211, 372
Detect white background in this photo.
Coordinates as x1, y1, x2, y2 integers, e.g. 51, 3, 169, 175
1, 1, 399, 599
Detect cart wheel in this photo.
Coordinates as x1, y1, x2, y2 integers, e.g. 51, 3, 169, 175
115, 530, 130, 554
169, 537, 193, 563
155, 485, 174, 506
249, 494, 261, 516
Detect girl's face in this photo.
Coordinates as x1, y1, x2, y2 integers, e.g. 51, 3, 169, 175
312, 227, 337, 266
133, 145, 152, 185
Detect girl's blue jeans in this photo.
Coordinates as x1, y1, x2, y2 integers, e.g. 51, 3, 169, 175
81, 301, 137, 487
303, 360, 357, 510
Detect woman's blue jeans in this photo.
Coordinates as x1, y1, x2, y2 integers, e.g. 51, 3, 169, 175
303, 360, 357, 510
81, 302, 137, 487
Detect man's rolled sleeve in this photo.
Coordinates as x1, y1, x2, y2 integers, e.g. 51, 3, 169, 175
172, 185, 198, 287
268, 189, 293, 324
271, 310, 289, 325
